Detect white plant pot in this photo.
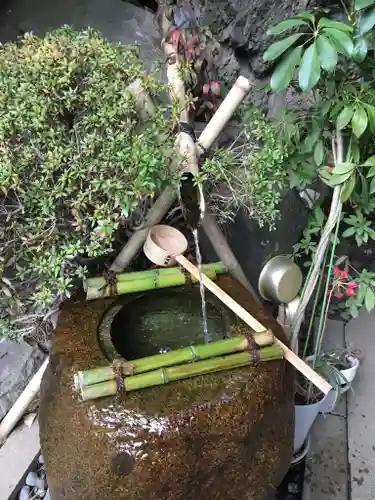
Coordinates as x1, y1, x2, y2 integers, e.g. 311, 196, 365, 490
294, 393, 328, 453
340, 355, 359, 385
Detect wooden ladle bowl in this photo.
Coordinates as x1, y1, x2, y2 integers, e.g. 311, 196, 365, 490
144, 225, 188, 267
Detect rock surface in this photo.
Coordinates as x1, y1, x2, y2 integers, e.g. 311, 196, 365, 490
0, 341, 44, 421
0, 0, 161, 71
196, 0, 328, 77
40, 277, 294, 500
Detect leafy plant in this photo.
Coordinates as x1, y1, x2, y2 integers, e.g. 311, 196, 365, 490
265, 5, 375, 327
342, 208, 375, 245
0, 28, 177, 341
202, 107, 291, 227
265, 11, 354, 92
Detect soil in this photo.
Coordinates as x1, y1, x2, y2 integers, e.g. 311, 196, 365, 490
39, 275, 294, 500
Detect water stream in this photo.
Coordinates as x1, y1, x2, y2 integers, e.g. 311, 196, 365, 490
192, 228, 210, 344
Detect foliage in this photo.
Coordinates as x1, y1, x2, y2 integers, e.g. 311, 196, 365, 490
202, 107, 291, 227
265, 5, 375, 328
329, 264, 375, 319
0, 28, 176, 341
342, 209, 375, 245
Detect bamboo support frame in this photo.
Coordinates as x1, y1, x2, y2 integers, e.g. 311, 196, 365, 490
79, 346, 284, 402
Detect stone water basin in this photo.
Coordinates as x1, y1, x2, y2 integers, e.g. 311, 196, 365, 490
39, 275, 294, 499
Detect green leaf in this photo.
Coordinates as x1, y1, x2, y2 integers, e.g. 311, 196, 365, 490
319, 169, 353, 185
367, 165, 375, 177
342, 227, 357, 237
352, 37, 368, 62
298, 42, 321, 91
267, 19, 309, 35
365, 287, 375, 312
370, 175, 375, 193
350, 304, 359, 318
364, 154, 375, 166
263, 33, 303, 61
358, 6, 375, 35
337, 106, 354, 130
323, 28, 354, 56
356, 0, 375, 10
314, 140, 324, 166
341, 175, 356, 202
364, 103, 375, 133
372, 27, 375, 46
318, 18, 353, 32
333, 162, 356, 174
352, 107, 368, 137
296, 11, 315, 21
270, 46, 302, 92
316, 35, 338, 71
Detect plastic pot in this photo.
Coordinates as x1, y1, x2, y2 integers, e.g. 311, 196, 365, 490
294, 392, 328, 453
340, 355, 359, 385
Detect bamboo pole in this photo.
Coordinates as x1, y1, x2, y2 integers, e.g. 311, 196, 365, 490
75, 332, 275, 388
79, 347, 283, 401
85, 262, 226, 289
86, 268, 217, 300
0, 358, 49, 444
110, 77, 252, 273
175, 255, 332, 395
201, 213, 258, 301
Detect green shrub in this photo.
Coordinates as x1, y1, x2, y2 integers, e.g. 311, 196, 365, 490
202, 108, 291, 228
0, 27, 176, 341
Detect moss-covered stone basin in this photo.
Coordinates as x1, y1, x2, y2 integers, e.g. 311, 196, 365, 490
39, 276, 294, 500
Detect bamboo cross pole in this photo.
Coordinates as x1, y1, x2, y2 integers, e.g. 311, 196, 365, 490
175, 255, 332, 395
74, 333, 275, 389
79, 347, 284, 402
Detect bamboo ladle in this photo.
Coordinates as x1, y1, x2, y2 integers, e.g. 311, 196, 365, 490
143, 225, 332, 395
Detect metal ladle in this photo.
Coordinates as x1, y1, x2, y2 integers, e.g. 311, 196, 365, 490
143, 225, 332, 395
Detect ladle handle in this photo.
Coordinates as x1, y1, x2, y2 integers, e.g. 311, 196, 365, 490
176, 255, 332, 395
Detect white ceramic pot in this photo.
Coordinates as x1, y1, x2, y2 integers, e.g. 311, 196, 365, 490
294, 393, 328, 453
339, 355, 359, 385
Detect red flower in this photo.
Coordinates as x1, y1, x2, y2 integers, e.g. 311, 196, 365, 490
327, 167, 333, 173
346, 288, 356, 297
341, 271, 349, 279
347, 282, 358, 289
333, 267, 340, 276
334, 291, 344, 299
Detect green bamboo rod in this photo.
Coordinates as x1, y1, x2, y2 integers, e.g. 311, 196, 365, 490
85, 262, 227, 290
75, 332, 275, 388
79, 346, 284, 401
86, 268, 218, 300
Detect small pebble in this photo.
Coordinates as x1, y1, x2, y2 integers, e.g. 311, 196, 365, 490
25, 471, 38, 487
19, 486, 31, 500
38, 454, 45, 465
